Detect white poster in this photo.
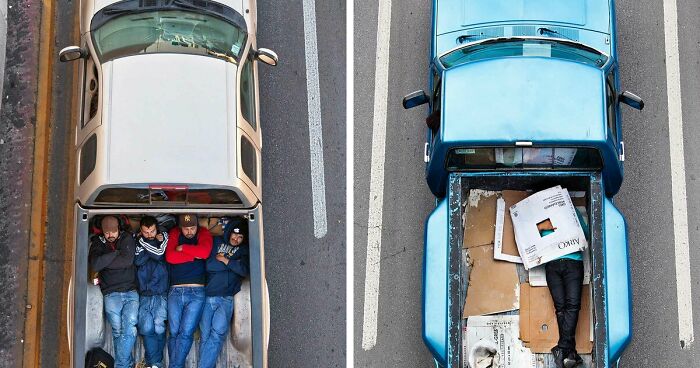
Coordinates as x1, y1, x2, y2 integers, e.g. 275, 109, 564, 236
509, 186, 588, 270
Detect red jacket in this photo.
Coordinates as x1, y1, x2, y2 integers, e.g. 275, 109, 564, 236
165, 227, 213, 264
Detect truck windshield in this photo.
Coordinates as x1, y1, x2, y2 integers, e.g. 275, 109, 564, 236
440, 38, 607, 69
446, 147, 603, 171
92, 9, 247, 63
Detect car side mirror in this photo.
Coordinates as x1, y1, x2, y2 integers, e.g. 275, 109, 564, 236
402, 90, 429, 109
255, 48, 278, 66
619, 91, 644, 110
58, 46, 87, 62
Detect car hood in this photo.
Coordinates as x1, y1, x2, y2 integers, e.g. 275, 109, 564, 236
102, 53, 239, 186
436, 0, 610, 36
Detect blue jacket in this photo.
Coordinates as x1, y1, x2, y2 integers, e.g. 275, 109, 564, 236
205, 222, 250, 297
134, 231, 169, 296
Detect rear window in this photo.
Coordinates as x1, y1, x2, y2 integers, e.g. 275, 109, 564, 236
94, 187, 242, 205
446, 147, 602, 171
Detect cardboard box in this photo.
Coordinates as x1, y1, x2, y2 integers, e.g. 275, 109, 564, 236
464, 190, 499, 249
464, 245, 520, 318
494, 191, 530, 263
463, 315, 535, 368
509, 186, 588, 270
519, 283, 593, 354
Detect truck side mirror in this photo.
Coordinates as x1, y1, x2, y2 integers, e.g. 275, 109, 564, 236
619, 91, 644, 110
58, 46, 87, 62
402, 90, 429, 109
255, 48, 278, 66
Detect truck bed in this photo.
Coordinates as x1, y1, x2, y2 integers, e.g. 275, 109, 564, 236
449, 172, 607, 368
73, 208, 267, 368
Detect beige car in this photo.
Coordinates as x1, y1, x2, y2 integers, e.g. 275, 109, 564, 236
59, 0, 277, 366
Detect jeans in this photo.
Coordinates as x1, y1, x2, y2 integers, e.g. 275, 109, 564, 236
138, 295, 168, 368
104, 290, 139, 368
545, 259, 584, 355
198, 296, 235, 368
168, 286, 205, 368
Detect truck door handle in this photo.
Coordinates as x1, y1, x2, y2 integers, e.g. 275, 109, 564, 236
424, 142, 430, 163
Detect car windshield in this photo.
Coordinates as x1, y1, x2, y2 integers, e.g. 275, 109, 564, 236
446, 147, 603, 171
92, 10, 247, 63
440, 38, 607, 69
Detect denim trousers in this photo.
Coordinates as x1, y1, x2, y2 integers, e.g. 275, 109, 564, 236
545, 259, 584, 355
198, 296, 235, 368
104, 290, 139, 368
138, 294, 168, 367
167, 286, 205, 368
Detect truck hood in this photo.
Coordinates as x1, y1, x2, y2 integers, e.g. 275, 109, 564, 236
436, 0, 611, 36
102, 53, 238, 186
441, 57, 607, 145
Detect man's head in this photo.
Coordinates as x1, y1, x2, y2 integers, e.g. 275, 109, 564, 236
227, 218, 248, 246
179, 214, 198, 239
101, 216, 120, 242
140, 215, 158, 240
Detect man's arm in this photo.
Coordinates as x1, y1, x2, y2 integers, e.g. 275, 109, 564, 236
89, 240, 117, 272
225, 256, 250, 277
179, 228, 213, 259
166, 228, 194, 264
205, 241, 227, 272
105, 234, 136, 269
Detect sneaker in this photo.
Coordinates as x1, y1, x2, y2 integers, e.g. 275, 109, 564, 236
564, 351, 583, 368
551, 346, 566, 368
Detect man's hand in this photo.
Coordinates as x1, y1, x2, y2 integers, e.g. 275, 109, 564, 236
216, 253, 229, 265
156, 234, 164, 242
176, 245, 183, 252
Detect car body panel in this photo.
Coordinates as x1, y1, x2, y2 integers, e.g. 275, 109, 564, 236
603, 196, 632, 362
422, 198, 449, 365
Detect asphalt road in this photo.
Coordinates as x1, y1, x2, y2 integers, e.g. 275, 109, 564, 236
32, 0, 346, 367
354, 0, 700, 367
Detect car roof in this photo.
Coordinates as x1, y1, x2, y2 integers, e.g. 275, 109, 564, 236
102, 53, 238, 186
441, 57, 607, 146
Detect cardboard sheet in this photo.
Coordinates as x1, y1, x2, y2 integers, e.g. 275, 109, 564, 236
464, 190, 499, 248
463, 315, 535, 368
519, 283, 593, 354
494, 190, 530, 263
464, 245, 520, 318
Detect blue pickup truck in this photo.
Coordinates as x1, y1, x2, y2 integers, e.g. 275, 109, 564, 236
403, 1, 643, 367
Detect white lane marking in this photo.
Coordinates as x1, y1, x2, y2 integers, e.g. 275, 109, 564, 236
302, 0, 328, 239
361, 0, 392, 351
663, 0, 694, 349
346, 0, 355, 366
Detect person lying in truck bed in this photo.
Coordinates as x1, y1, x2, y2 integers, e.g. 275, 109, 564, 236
539, 209, 589, 368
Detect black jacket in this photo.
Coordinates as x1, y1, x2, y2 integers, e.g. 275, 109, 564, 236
89, 231, 138, 295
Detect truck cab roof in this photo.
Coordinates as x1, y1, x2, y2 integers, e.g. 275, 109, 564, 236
441, 57, 606, 145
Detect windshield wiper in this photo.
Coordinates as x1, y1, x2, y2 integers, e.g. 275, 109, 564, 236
103, 7, 138, 15
537, 27, 576, 42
